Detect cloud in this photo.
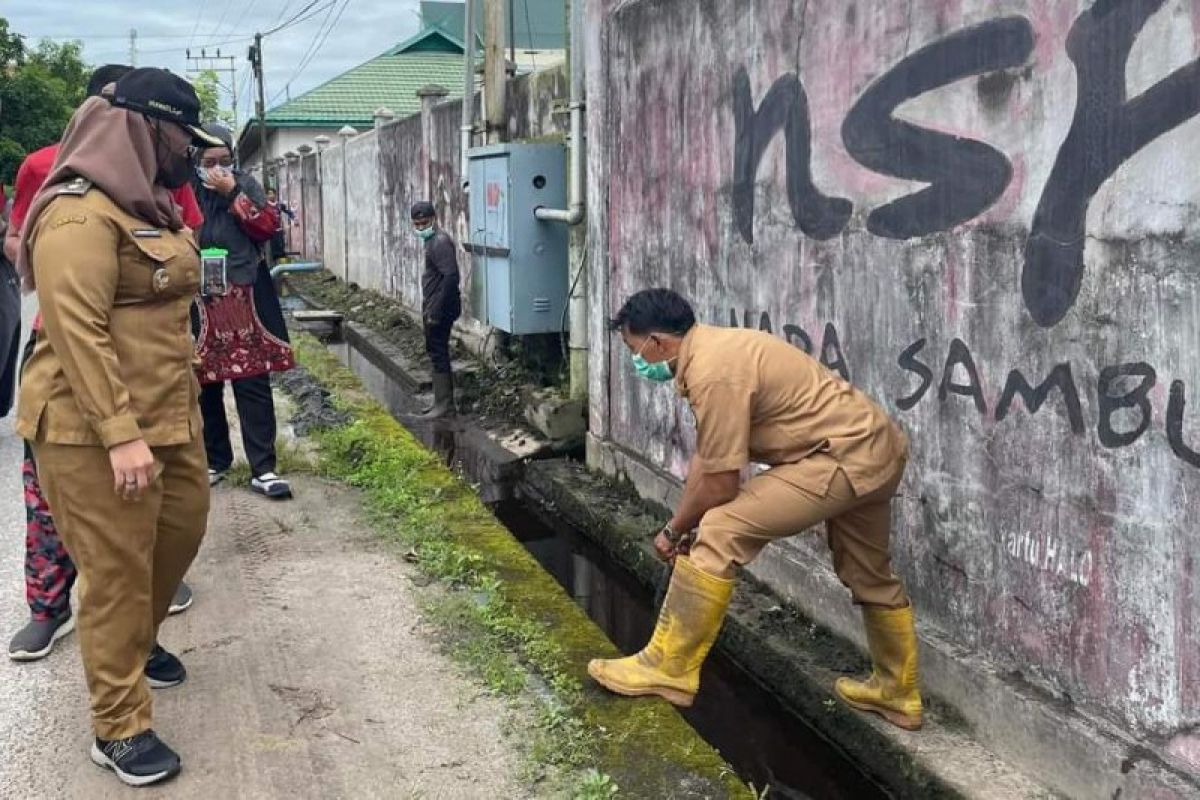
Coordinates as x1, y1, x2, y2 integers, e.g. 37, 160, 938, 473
4, 0, 425, 126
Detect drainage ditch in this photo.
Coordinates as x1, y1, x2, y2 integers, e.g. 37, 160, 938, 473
327, 335, 889, 799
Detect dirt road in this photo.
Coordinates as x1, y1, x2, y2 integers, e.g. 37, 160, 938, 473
0, 435, 528, 798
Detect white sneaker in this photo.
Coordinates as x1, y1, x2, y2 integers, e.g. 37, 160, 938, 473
251, 473, 292, 499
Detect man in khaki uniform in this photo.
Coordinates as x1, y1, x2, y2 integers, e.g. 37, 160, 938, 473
15, 68, 222, 786
588, 288, 923, 731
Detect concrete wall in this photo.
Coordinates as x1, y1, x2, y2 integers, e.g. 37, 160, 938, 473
379, 115, 426, 310
318, 65, 570, 327
320, 139, 346, 279
585, 0, 1200, 748
273, 150, 326, 261
301, 153, 322, 259
344, 132, 385, 291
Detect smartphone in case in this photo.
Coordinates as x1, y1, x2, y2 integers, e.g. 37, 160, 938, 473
200, 247, 229, 297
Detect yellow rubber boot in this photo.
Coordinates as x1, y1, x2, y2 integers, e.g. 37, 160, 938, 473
587, 557, 734, 707
835, 604, 923, 730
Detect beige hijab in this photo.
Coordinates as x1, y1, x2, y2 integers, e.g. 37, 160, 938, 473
16, 96, 183, 290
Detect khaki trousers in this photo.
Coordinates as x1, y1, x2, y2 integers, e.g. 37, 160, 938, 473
691, 459, 908, 608
33, 437, 209, 740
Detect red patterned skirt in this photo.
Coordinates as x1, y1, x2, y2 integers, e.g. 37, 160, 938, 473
195, 284, 295, 385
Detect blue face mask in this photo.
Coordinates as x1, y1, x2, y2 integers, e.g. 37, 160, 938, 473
631, 337, 674, 382
416, 226, 435, 241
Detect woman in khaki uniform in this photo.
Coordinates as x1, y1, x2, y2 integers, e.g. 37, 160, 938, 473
14, 68, 223, 787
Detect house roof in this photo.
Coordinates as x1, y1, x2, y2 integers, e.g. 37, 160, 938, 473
262, 34, 465, 128
421, 0, 565, 50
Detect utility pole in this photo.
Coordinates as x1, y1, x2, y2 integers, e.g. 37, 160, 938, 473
250, 32, 273, 267
128, 29, 137, 67
249, 34, 270, 186
483, 0, 507, 142
186, 47, 239, 131
508, 0, 516, 69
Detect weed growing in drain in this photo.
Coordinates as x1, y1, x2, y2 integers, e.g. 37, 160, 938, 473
313, 417, 616, 794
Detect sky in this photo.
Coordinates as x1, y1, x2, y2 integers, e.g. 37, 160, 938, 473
4, 0, 427, 132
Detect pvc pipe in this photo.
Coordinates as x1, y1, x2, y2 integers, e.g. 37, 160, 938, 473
533, 0, 584, 226
270, 261, 324, 280
461, 0, 477, 188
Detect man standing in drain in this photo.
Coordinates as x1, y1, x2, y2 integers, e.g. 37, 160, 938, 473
411, 201, 461, 419
588, 288, 923, 731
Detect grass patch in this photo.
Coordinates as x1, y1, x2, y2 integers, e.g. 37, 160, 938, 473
289, 334, 751, 799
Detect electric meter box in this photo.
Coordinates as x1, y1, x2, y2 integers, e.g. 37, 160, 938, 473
465, 143, 569, 335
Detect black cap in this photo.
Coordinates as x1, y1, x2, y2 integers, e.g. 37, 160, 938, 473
109, 68, 224, 147
86, 64, 132, 98
410, 201, 436, 220
201, 122, 234, 151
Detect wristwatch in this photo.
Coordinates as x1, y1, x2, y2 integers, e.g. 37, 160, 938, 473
661, 523, 683, 545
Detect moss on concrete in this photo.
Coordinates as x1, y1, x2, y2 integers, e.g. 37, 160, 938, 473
292, 335, 750, 798
521, 459, 966, 799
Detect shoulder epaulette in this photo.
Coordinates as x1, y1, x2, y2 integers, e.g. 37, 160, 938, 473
56, 177, 93, 197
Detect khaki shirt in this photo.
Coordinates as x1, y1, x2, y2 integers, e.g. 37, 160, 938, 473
675, 324, 907, 495
16, 182, 202, 448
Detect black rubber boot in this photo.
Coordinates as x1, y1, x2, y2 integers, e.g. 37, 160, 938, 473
420, 372, 455, 419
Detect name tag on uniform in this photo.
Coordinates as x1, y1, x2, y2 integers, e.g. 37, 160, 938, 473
132, 229, 163, 238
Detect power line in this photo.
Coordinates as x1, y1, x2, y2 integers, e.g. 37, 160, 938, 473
33, 32, 254, 40
263, 0, 333, 36
270, 0, 350, 105
285, 0, 339, 84
208, 0, 239, 45
231, 0, 263, 34
272, 0, 298, 26
76, 37, 255, 58
186, 6, 206, 51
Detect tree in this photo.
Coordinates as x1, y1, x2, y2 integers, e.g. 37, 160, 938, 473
193, 69, 235, 127
0, 18, 88, 184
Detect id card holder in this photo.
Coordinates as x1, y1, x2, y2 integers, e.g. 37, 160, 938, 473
200, 248, 229, 297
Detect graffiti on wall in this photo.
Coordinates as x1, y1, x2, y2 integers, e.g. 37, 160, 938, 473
728, 309, 1199, 470
732, 0, 1200, 327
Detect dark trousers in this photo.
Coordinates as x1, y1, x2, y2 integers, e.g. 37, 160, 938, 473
199, 374, 277, 476
424, 318, 454, 374
0, 259, 21, 417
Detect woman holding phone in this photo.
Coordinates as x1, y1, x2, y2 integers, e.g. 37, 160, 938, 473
190, 124, 294, 498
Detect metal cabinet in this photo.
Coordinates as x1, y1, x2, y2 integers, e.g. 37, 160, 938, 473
465, 143, 568, 335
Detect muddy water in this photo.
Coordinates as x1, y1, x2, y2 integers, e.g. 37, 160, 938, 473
328, 337, 888, 799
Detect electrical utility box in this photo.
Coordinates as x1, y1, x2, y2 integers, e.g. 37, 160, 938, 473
465, 143, 569, 335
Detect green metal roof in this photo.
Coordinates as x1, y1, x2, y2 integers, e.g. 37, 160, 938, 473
265, 49, 465, 127
421, 0, 565, 50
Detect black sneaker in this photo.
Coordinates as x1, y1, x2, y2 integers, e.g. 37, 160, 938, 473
251, 472, 293, 499
90, 730, 181, 787
145, 644, 186, 689
8, 613, 75, 662
168, 581, 193, 616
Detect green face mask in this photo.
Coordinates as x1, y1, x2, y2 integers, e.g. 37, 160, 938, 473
416, 226, 435, 241
631, 353, 673, 382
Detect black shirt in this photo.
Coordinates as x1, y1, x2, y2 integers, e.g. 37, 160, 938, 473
421, 229, 461, 324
